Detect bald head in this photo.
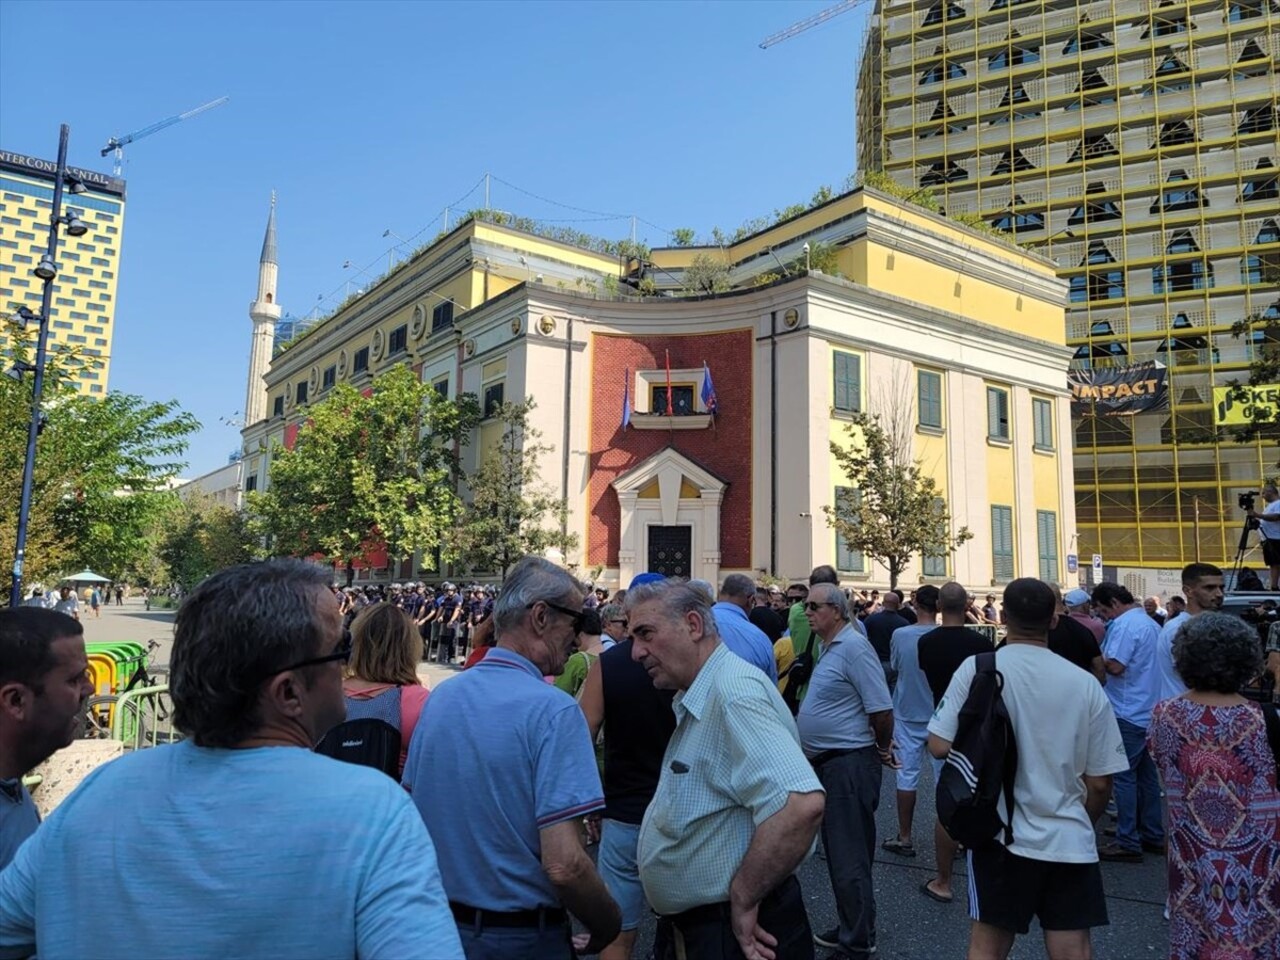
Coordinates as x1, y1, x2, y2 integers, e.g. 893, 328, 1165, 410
881, 592, 900, 611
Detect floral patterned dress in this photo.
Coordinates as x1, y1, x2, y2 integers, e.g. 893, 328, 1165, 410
1147, 698, 1280, 960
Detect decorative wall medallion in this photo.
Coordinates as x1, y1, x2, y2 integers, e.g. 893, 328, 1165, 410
410, 304, 426, 340
372, 329, 385, 360
783, 308, 801, 329
538, 314, 556, 336
510, 316, 523, 335
463, 339, 477, 358
308, 366, 319, 392
337, 349, 348, 377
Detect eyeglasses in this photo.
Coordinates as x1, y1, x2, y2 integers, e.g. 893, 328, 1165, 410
609, 618, 628, 628
271, 629, 353, 676
528, 600, 586, 634
804, 601, 836, 612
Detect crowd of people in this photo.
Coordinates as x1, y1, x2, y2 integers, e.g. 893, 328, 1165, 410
1, 555, 1278, 960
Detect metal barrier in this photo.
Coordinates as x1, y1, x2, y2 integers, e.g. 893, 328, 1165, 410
110, 684, 182, 750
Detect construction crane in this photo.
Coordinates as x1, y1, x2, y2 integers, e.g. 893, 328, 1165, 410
100, 97, 229, 176
759, 0, 867, 49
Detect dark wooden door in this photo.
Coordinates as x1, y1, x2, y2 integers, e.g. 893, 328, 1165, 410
647, 526, 692, 579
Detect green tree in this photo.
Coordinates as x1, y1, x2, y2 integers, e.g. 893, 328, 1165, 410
248, 363, 480, 584
159, 491, 256, 590
449, 398, 578, 577
681, 253, 732, 295
1, 322, 199, 595
671, 228, 696, 247
823, 384, 971, 589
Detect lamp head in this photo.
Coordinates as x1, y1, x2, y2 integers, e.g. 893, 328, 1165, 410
64, 175, 87, 195
802, 242, 811, 254
64, 210, 89, 237
12, 306, 41, 328
4, 360, 36, 382
34, 257, 57, 280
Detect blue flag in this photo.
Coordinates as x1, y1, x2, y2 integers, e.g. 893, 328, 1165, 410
621, 369, 632, 430
701, 362, 717, 416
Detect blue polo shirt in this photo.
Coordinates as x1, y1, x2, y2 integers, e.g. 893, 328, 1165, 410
711, 602, 778, 683
402, 646, 604, 911
1101, 606, 1160, 727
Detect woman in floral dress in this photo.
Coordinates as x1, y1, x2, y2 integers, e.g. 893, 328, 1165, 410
1147, 613, 1280, 960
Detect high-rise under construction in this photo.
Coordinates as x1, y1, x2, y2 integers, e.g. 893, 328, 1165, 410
857, 0, 1279, 571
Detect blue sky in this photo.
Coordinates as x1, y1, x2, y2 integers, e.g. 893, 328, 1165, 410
0, 0, 867, 475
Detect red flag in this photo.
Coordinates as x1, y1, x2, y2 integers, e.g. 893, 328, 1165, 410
665, 349, 673, 416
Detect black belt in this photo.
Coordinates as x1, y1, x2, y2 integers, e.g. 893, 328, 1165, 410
809, 746, 873, 768
665, 875, 798, 928
449, 901, 567, 929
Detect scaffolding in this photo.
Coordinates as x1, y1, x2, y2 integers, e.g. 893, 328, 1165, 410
856, 0, 1280, 567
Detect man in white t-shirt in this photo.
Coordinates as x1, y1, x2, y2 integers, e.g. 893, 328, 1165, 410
1091, 581, 1163, 863
1153, 562, 1224, 703
1248, 482, 1280, 591
928, 579, 1127, 960
52, 587, 79, 621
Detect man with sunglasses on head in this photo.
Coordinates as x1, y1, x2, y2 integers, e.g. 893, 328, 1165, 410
403, 556, 621, 959
0, 559, 462, 960
796, 582, 897, 959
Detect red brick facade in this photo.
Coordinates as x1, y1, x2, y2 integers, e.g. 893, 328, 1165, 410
588, 330, 754, 569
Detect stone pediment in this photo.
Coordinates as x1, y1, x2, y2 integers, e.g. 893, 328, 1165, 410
611, 447, 726, 527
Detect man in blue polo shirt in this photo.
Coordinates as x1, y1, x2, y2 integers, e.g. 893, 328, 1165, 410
403, 557, 620, 959
711, 574, 778, 682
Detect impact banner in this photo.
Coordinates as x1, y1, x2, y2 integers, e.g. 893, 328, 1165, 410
1069, 361, 1168, 417
1213, 383, 1280, 426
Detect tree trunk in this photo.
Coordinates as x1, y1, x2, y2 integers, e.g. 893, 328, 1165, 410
888, 561, 900, 591
345, 559, 355, 587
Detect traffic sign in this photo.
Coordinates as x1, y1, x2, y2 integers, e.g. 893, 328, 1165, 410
1092, 554, 1103, 577
1067, 554, 1078, 574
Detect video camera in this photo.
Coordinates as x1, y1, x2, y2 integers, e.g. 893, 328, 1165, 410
1239, 490, 1259, 511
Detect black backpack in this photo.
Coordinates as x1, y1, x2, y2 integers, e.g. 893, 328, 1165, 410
936, 651, 1018, 848
315, 718, 401, 779
781, 631, 819, 716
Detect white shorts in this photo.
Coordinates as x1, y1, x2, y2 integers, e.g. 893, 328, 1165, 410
893, 718, 939, 792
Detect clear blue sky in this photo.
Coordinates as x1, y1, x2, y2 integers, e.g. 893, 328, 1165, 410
0, 0, 867, 475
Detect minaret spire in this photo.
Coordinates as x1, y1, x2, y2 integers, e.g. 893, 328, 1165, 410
245, 193, 281, 426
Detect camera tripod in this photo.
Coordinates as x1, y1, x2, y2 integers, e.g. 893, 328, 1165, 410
1230, 510, 1262, 591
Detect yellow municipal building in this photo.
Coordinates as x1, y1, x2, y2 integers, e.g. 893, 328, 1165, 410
241, 186, 1083, 592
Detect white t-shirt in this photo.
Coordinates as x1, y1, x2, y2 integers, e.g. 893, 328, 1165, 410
1260, 498, 1280, 541
1154, 611, 1191, 703
53, 596, 79, 617
929, 643, 1128, 864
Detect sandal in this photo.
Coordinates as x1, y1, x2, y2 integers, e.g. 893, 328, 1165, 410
881, 838, 916, 857
920, 880, 953, 904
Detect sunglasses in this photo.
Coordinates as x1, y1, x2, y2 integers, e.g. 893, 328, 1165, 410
271, 628, 353, 675
529, 600, 586, 634
804, 601, 836, 612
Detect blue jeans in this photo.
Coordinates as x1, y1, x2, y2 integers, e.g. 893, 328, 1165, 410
1114, 718, 1164, 852
456, 921, 572, 960
597, 819, 647, 932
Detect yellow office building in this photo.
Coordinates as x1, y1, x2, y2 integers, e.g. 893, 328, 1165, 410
0, 150, 127, 395
856, 0, 1279, 572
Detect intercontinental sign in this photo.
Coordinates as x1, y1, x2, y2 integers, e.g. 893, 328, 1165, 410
0, 149, 126, 198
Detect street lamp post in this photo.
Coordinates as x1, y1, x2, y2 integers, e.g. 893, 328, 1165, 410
9, 123, 82, 607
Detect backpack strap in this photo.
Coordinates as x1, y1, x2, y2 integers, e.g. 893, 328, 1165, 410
977, 650, 1016, 846
1262, 702, 1280, 776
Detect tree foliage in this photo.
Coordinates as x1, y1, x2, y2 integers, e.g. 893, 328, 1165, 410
0, 322, 199, 595
681, 253, 732, 295
159, 491, 256, 590
248, 364, 480, 583
448, 398, 578, 577
823, 382, 971, 589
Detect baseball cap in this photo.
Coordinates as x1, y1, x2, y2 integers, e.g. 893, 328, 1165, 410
1064, 588, 1091, 607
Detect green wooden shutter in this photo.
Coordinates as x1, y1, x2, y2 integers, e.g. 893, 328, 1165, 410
834, 352, 861, 412
991, 505, 1014, 580
1037, 510, 1058, 581
835, 486, 864, 571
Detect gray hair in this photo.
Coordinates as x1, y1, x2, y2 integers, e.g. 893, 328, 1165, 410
171, 559, 333, 748
493, 556, 584, 635
688, 579, 716, 602
599, 602, 625, 624
624, 579, 719, 641
809, 582, 849, 620
1173, 612, 1262, 694
719, 573, 755, 601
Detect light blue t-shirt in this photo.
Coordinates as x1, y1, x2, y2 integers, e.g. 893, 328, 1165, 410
889, 623, 938, 724
1154, 611, 1191, 703
712, 602, 779, 683
403, 646, 604, 911
0, 780, 39, 871
1101, 606, 1161, 727
0, 740, 462, 960
796, 623, 893, 754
